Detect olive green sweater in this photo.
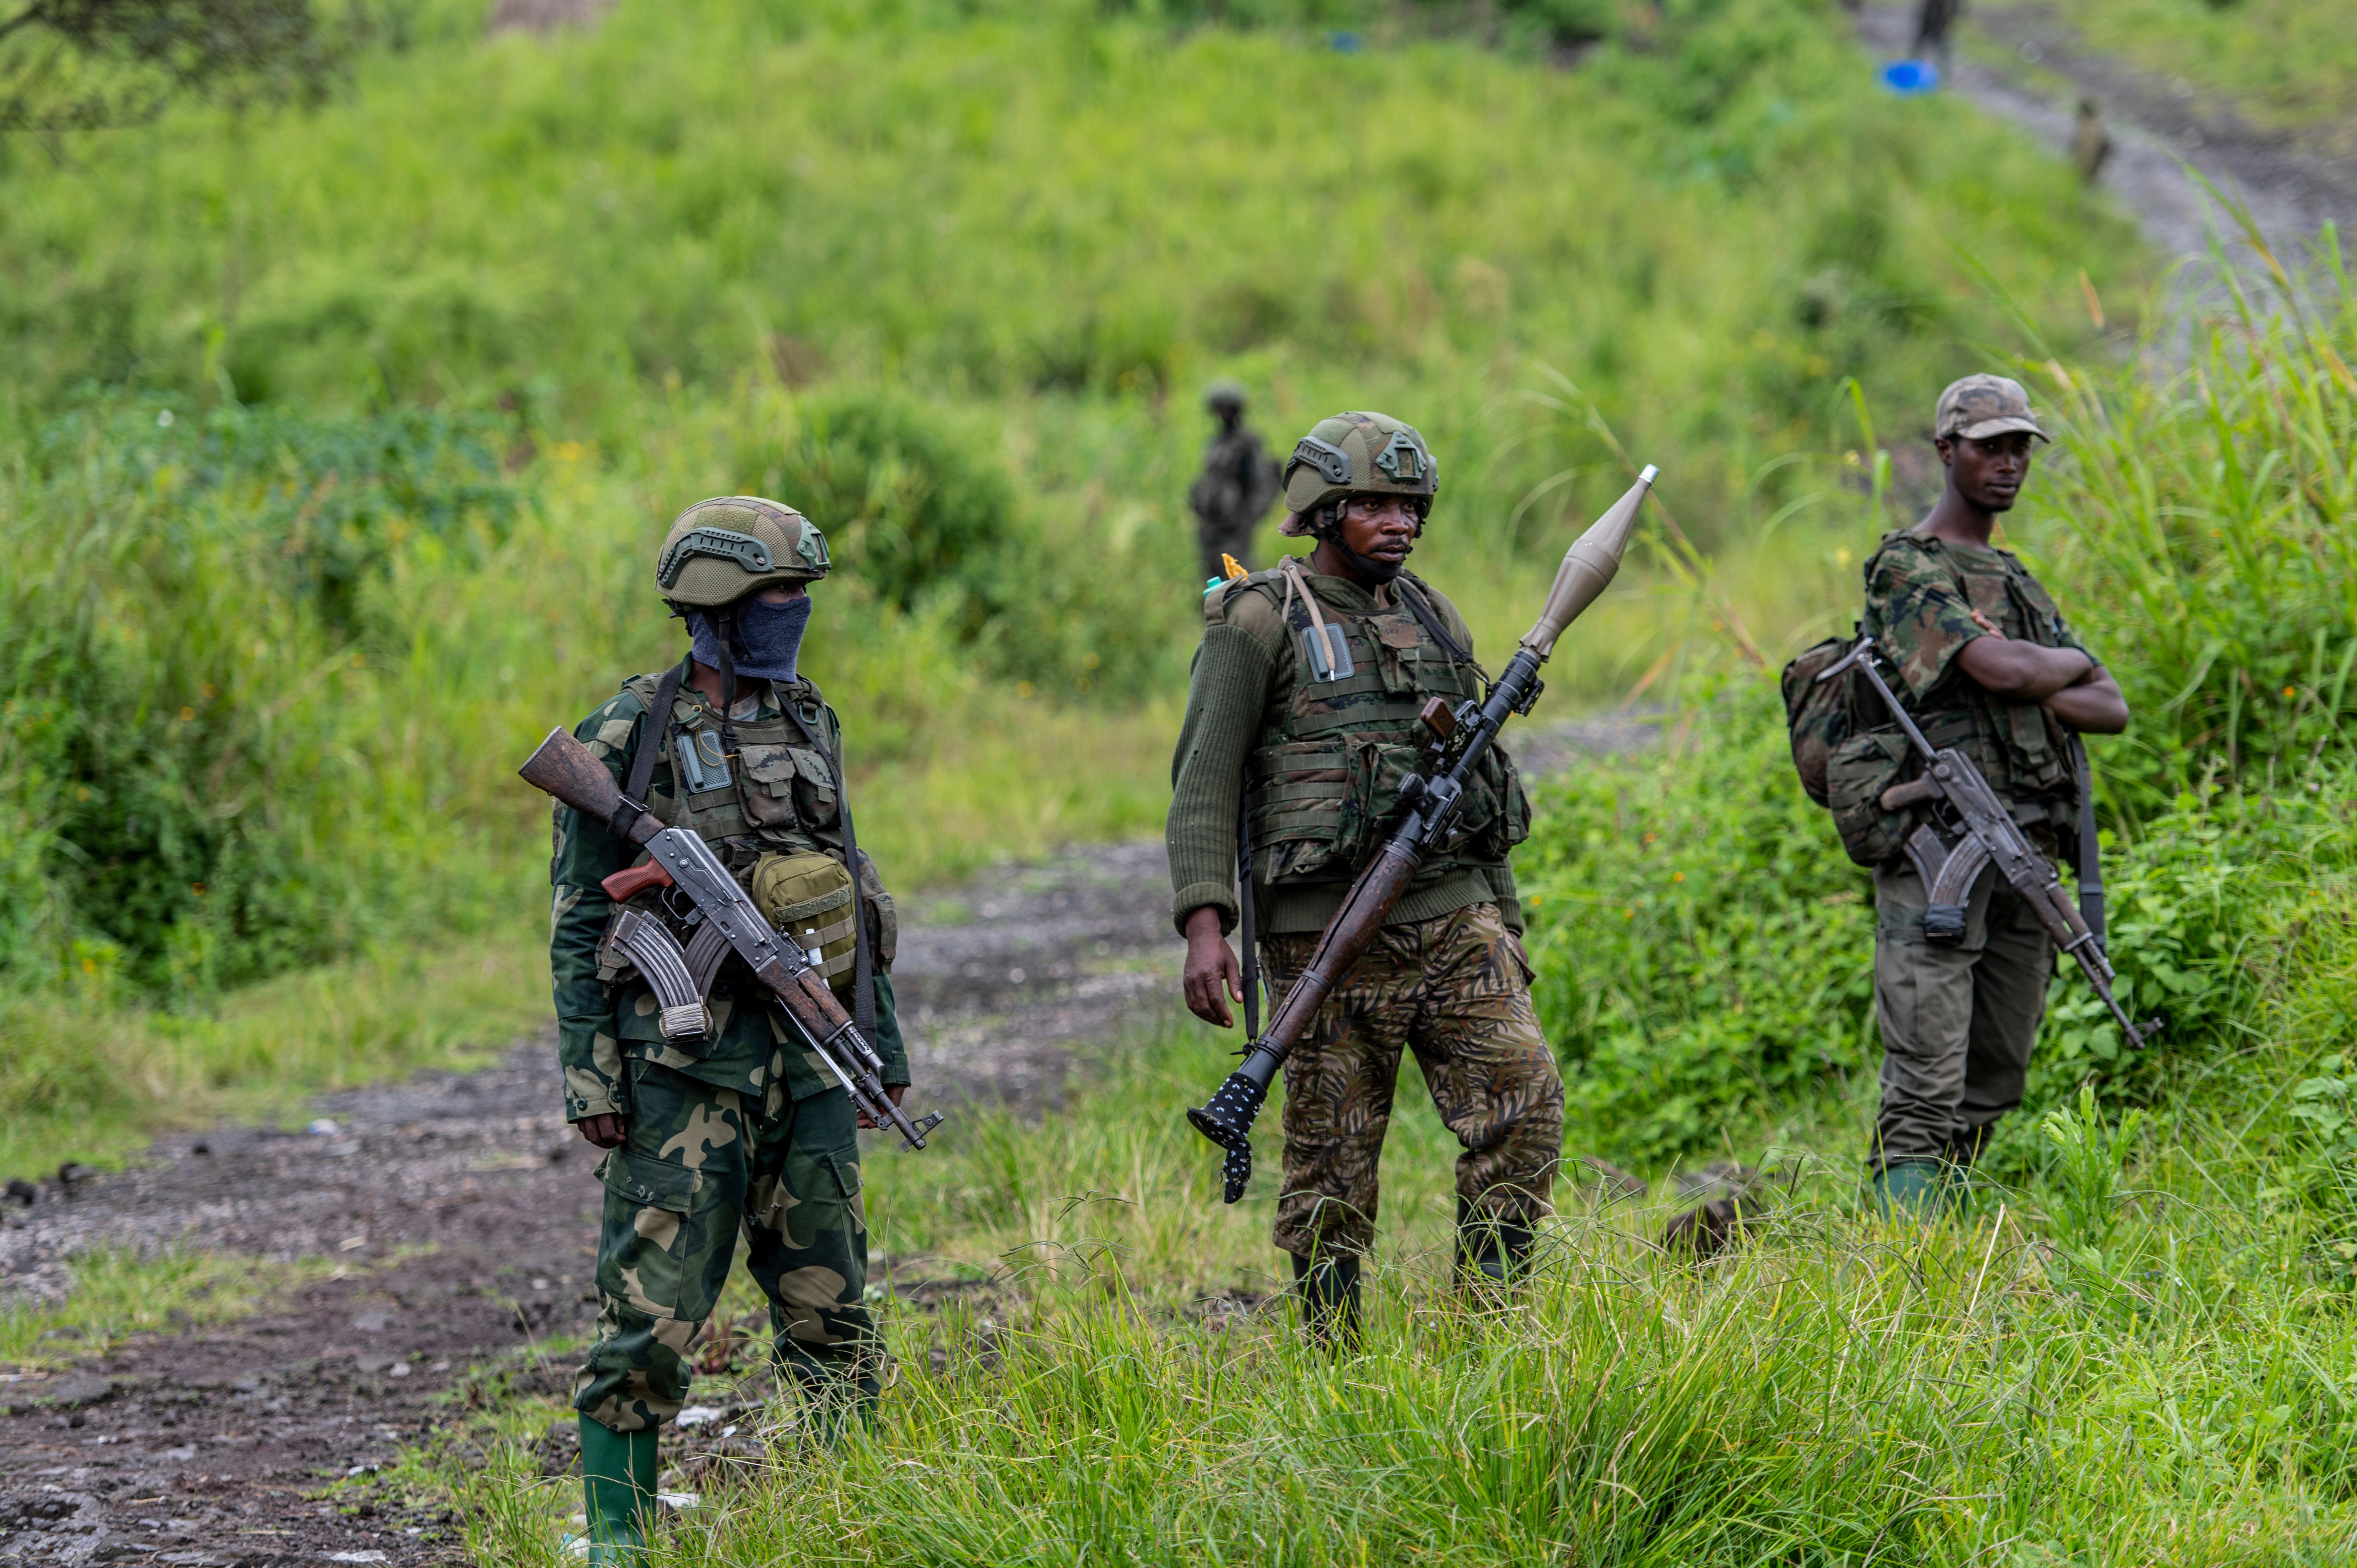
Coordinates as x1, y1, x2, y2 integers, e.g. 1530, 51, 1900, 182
1165, 564, 1521, 939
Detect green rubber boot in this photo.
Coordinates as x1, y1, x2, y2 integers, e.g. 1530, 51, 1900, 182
1871, 1159, 1947, 1222
577, 1415, 657, 1564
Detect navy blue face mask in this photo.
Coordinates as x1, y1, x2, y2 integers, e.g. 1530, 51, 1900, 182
690, 593, 813, 684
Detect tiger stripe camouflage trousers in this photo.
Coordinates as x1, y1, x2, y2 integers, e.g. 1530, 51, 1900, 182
1259, 901, 1564, 1261
574, 1060, 880, 1434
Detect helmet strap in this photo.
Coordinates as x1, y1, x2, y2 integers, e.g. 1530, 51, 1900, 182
712, 607, 741, 759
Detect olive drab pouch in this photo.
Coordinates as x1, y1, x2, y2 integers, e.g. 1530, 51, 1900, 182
787, 746, 840, 828
855, 851, 899, 970
1823, 727, 1913, 867
749, 851, 860, 997
1277, 558, 1353, 682
736, 743, 799, 828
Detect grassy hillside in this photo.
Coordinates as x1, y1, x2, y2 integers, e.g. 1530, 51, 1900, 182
0, 0, 2157, 1169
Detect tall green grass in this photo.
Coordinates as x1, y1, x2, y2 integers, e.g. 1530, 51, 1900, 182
2029, 0, 2357, 128
447, 796, 2357, 1559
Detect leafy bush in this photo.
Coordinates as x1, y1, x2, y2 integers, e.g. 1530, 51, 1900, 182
1516, 687, 1876, 1162
1520, 676, 2357, 1165
749, 387, 1016, 627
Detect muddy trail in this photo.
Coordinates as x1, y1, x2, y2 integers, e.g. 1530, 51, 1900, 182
1859, 4, 2353, 267
0, 842, 1186, 1565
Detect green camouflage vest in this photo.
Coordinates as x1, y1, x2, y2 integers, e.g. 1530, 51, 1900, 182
1240, 568, 1529, 886
1858, 530, 2085, 830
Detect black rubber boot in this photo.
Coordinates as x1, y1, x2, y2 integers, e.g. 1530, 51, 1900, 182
1290, 1249, 1362, 1351
1455, 1198, 1536, 1291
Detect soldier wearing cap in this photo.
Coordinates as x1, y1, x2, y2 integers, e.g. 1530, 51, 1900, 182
548, 497, 913, 1559
1857, 376, 2128, 1216
1187, 380, 1283, 584
1167, 411, 1563, 1344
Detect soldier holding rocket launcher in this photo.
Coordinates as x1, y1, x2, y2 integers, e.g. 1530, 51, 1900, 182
1166, 410, 1655, 1345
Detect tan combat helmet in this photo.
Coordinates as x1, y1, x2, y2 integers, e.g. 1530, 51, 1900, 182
1278, 411, 1438, 535
654, 496, 831, 606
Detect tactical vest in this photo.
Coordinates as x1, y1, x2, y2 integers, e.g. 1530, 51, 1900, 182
1242, 569, 1529, 885
600, 673, 896, 984
1864, 533, 2081, 818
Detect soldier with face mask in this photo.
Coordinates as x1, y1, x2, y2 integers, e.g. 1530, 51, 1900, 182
1857, 377, 2129, 1215
1166, 412, 1563, 1345
548, 496, 912, 1560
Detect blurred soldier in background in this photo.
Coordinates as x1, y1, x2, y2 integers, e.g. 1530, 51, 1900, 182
2073, 99, 2113, 185
1913, 0, 1962, 76
1188, 380, 1281, 585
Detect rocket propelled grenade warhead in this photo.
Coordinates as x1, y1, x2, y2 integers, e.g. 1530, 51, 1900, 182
1518, 464, 1658, 660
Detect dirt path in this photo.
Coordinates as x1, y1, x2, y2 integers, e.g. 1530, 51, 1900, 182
0, 841, 1190, 1564
1858, 4, 2353, 266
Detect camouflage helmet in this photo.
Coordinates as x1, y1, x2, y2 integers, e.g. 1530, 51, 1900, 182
1278, 411, 1438, 528
654, 496, 831, 607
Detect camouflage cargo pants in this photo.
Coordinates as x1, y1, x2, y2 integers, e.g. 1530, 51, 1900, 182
1259, 901, 1563, 1261
1872, 857, 2054, 1170
574, 1060, 878, 1434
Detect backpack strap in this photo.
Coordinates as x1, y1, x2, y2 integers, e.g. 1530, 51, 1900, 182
779, 698, 877, 1041
1393, 576, 1477, 668
624, 658, 691, 810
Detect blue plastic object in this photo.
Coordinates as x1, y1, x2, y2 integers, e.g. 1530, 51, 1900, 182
1879, 59, 1940, 94
1330, 32, 1362, 54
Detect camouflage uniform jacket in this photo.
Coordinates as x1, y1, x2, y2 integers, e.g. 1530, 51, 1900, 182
1166, 564, 1530, 938
550, 673, 907, 1124
1187, 425, 1281, 529
1862, 526, 2098, 833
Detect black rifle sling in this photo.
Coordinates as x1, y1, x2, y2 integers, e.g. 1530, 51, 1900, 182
1393, 577, 1477, 669
781, 699, 877, 1040
623, 658, 691, 814
1237, 787, 1260, 1041
2072, 734, 2106, 950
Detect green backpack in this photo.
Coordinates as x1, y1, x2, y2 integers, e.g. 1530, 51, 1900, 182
1779, 632, 1910, 867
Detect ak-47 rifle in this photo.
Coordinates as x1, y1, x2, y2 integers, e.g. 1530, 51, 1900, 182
1818, 634, 2158, 1050
518, 726, 946, 1150
1186, 466, 1659, 1204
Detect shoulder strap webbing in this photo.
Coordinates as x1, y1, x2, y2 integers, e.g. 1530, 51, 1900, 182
2071, 734, 2106, 950
624, 659, 691, 809
1393, 577, 1476, 668
780, 697, 876, 1039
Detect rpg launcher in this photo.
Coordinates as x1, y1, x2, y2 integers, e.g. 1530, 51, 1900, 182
518, 726, 945, 1150
1186, 466, 1659, 1204
1816, 635, 2159, 1051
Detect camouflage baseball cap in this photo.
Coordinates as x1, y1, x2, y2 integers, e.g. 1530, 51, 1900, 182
1277, 411, 1438, 534
1203, 379, 1247, 413
1934, 374, 2050, 443
654, 496, 831, 606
